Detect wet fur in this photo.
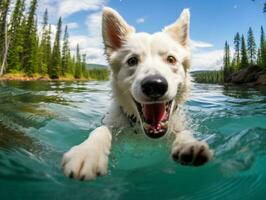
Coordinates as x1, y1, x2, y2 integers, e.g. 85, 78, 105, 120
61, 7, 213, 181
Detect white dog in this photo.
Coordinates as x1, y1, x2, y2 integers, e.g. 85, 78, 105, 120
61, 7, 213, 181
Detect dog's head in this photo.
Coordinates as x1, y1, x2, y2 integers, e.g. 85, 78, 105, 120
102, 7, 191, 139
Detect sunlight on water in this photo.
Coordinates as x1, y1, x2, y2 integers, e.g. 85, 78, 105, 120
0, 81, 266, 200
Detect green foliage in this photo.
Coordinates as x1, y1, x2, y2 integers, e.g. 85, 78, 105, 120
240, 35, 249, 69
257, 48, 261, 65
260, 26, 265, 50
61, 25, 71, 76
233, 32, 241, 70
22, 0, 38, 76
74, 44, 82, 79
38, 9, 51, 75
7, 0, 25, 72
82, 54, 87, 78
223, 41, 232, 81
247, 27, 257, 64
87, 69, 109, 81
192, 71, 224, 84
0, 0, 11, 68
229, 27, 265, 72
260, 26, 266, 69
49, 17, 62, 79
0, 0, 108, 80
196, 25, 265, 84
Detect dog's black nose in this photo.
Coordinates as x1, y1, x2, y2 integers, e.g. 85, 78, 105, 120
141, 75, 168, 99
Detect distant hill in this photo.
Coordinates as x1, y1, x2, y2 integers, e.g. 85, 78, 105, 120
190, 70, 217, 77
86, 64, 108, 69
191, 70, 213, 75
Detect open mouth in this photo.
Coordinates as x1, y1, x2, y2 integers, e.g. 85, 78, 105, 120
135, 100, 173, 139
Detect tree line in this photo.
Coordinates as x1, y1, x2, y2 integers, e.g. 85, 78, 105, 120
0, 0, 108, 80
223, 26, 265, 80
193, 1, 266, 85
193, 26, 266, 84
192, 71, 224, 84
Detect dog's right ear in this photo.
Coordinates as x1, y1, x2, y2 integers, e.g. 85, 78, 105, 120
102, 7, 135, 59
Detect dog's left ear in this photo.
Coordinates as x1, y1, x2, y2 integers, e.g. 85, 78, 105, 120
102, 7, 135, 59
163, 9, 190, 47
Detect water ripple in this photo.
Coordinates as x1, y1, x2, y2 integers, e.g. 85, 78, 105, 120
0, 81, 266, 200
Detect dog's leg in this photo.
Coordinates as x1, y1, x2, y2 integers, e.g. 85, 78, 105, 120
61, 126, 112, 181
171, 130, 213, 166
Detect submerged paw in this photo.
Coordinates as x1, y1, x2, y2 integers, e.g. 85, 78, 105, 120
172, 141, 213, 166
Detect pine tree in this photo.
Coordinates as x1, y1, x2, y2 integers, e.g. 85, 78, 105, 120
260, 26, 266, 69
7, 0, 25, 72
260, 26, 265, 50
22, 0, 38, 76
61, 25, 70, 76
46, 24, 52, 74
240, 35, 249, 69
223, 41, 231, 81
49, 17, 62, 79
69, 54, 76, 75
0, 0, 11, 75
247, 27, 257, 65
74, 44, 82, 79
82, 54, 87, 78
257, 48, 262, 66
0, 0, 11, 53
39, 9, 51, 75
231, 58, 237, 71
31, 18, 39, 73
233, 32, 241, 71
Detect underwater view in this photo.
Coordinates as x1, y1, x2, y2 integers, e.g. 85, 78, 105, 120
0, 81, 266, 200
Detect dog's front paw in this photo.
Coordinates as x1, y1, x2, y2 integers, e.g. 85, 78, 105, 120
61, 145, 109, 181
172, 141, 213, 166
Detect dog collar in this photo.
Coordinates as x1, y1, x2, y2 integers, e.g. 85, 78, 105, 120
120, 107, 137, 127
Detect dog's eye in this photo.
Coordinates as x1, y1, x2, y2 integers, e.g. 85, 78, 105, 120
127, 57, 139, 66
166, 56, 177, 65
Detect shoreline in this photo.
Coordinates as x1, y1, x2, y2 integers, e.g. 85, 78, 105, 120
0, 77, 90, 81
0, 74, 96, 81
193, 66, 266, 86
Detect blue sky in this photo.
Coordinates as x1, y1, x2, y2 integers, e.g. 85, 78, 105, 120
33, 0, 266, 71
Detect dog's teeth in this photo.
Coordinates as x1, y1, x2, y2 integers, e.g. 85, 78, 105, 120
143, 122, 150, 129
160, 121, 168, 129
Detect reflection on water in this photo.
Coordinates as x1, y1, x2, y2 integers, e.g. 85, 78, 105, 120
0, 81, 266, 200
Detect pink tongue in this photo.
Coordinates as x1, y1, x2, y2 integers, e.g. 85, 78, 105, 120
143, 103, 166, 128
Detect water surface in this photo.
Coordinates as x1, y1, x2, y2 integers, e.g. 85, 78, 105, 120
0, 81, 266, 200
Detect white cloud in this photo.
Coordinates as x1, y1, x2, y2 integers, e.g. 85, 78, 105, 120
35, 0, 59, 20
189, 39, 223, 71
191, 49, 224, 71
68, 11, 107, 64
58, 0, 107, 18
190, 39, 213, 50
67, 22, 79, 29
69, 35, 91, 49
68, 36, 105, 63
136, 18, 145, 24
85, 11, 107, 64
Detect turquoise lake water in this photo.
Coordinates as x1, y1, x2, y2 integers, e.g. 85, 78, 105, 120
0, 81, 266, 200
